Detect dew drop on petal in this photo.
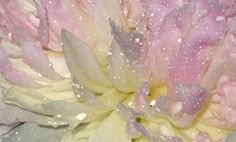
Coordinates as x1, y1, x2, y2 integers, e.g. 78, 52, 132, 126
76, 113, 87, 120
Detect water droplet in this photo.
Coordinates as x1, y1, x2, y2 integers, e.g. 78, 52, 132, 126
150, 100, 156, 106
38, 73, 43, 78
177, 37, 182, 43
134, 37, 140, 43
76, 113, 87, 120
8, 33, 12, 37
108, 51, 112, 55
120, 52, 124, 56
216, 16, 225, 22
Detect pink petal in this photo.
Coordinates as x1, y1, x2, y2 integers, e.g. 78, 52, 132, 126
145, 0, 188, 85
175, 83, 207, 115
195, 131, 213, 142
40, 0, 82, 39
150, 84, 208, 127
75, 0, 92, 14
108, 22, 150, 92
126, 119, 142, 138
220, 82, 236, 128
19, 30, 61, 80
219, 0, 236, 6
0, 0, 61, 80
35, 0, 49, 47
0, 48, 41, 88
127, 119, 183, 142
117, 104, 183, 142
135, 81, 150, 114
201, 19, 236, 91
0, 0, 38, 38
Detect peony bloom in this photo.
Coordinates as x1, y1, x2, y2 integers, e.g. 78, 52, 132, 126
0, 0, 236, 142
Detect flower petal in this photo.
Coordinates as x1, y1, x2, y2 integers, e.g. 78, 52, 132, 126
35, 0, 49, 47
169, 1, 228, 87
0, 48, 41, 88
1, 123, 68, 142
85, 0, 128, 45
40, 0, 83, 42
0, 0, 61, 80
135, 81, 150, 114
108, 22, 150, 92
19, 31, 61, 80
43, 100, 110, 127
61, 29, 112, 93
90, 112, 131, 142
175, 83, 208, 115
72, 79, 107, 109
195, 131, 213, 142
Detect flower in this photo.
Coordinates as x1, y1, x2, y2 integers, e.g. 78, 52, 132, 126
0, 0, 236, 142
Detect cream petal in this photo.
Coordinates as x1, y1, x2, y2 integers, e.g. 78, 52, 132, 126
62, 30, 112, 93
90, 112, 131, 142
